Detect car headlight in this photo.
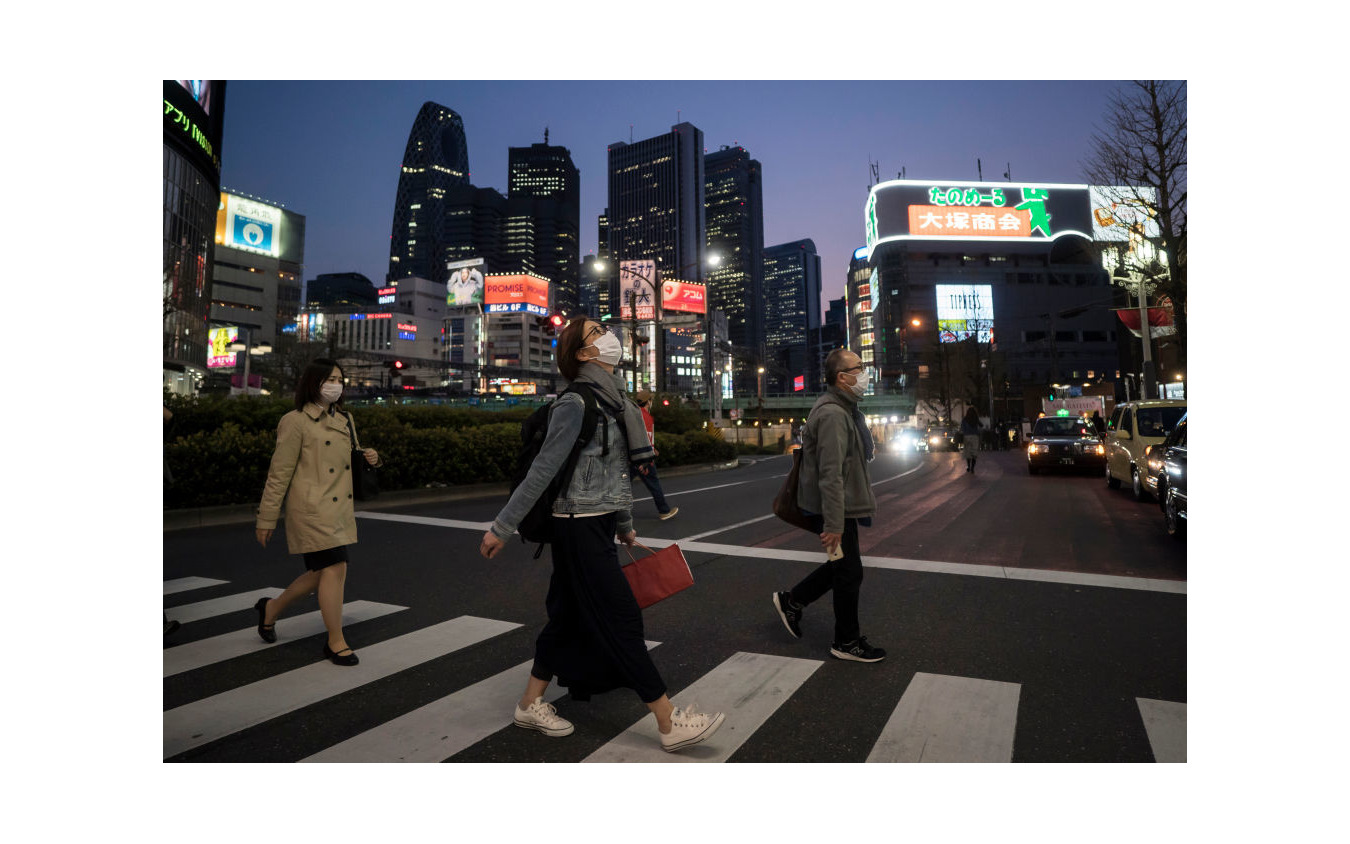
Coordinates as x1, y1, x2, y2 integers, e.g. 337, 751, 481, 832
1027, 444, 1039, 454
930, 437, 940, 445
1095, 445, 1105, 455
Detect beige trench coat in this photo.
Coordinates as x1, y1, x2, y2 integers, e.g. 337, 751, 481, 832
256, 402, 366, 555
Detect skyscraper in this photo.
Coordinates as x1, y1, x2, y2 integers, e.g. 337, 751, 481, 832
387, 102, 470, 284
704, 145, 764, 394
607, 123, 707, 393
763, 239, 822, 394
507, 140, 580, 314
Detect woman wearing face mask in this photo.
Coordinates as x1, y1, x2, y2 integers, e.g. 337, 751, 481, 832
479, 318, 725, 753
254, 359, 380, 666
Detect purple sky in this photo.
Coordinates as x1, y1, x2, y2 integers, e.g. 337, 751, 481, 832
218, 80, 1126, 311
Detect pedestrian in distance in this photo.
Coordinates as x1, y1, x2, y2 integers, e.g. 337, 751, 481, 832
632, 392, 678, 521
479, 317, 725, 753
961, 406, 982, 473
771, 348, 885, 663
255, 359, 381, 666
1090, 409, 1106, 436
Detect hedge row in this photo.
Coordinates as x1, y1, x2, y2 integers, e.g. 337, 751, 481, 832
164, 421, 736, 510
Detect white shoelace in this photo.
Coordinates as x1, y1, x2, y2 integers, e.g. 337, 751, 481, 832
527, 699, 563, 725
672, 703, 709, 727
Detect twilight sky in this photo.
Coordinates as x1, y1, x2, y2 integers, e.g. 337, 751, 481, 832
218, 80, 1128, 313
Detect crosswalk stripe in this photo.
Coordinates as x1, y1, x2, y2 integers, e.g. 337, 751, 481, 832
866, 672, 1021, 762
166, 588, 284, 624
162, 600, 409, 677
1136, 697, 1186, 762
163, 615, 521, 759
164, 577, 228, 595
355, 511, 492, 531
583, 651, 822, 763
301, 641, 662, 762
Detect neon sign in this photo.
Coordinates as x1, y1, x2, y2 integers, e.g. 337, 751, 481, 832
927, 187, 1008, 207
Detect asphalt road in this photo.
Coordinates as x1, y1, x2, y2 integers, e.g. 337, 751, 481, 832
163, 446, 1186, 762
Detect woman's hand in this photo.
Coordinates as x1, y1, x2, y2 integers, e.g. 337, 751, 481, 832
480, 531, 504, 559
617, 530, 637, 547
256, 528, 273, 548
819, 532, 842, 554
362, 448, 379, 466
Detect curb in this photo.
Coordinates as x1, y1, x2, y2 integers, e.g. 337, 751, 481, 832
163, 458, 741, 532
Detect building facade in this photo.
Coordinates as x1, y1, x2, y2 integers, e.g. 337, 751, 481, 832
163, 80, 227, 396
762, 239, 822, 394
508, 140, 580, 315
703, 145, 765, 395
386, 102, 470, 285
306, 272, 378, 310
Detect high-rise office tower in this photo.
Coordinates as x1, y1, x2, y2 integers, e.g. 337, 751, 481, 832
607, 123, 707, 393
387, 102, 470, 284
306, 272, 378, 310
508, 140, 580, 314
704, 145, 764, 394
589, 209, 617, 319
763, 239, 822, 394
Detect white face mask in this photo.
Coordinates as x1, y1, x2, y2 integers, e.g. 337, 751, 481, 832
846, 368, 869, 398
587, 332, 624, 367
319, 383, 343, 404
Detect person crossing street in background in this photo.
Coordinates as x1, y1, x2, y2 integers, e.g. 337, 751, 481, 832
771, 349, 885, 663
961, 406, 982, 473
632, 393, 678, 521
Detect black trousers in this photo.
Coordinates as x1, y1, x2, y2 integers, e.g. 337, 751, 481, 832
789, 517, 864, 644
531, 512, 667, 703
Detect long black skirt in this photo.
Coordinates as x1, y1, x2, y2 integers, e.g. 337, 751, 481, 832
531, 512, 667, 703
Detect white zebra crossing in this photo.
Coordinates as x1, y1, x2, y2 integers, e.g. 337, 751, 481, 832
301, 642, 662, 762
1136, 697, 1186, 762
164, 576, 228, 595
166, 588, 284, 624
583, 652, 822, 763
866, 672, 1022, 762
163, 615, 521, 758
163, 600, 408, 677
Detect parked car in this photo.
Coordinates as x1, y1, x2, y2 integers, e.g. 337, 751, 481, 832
1151, 412, 1187, 537
890, 428, 927, 453
924, 425, 959, 452
1026, 415, 1107, 474
1104, 399, 1187, 500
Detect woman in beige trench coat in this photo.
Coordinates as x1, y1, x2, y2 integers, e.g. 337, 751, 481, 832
255, 359, 380, 666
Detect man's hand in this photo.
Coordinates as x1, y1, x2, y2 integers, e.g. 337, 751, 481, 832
617, 530, 637, 547
480, 531, 505, 559
820, 532, 842, 554
638, 461, 652, 476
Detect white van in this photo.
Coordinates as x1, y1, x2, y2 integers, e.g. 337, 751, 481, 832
1104, 399, 1187, 501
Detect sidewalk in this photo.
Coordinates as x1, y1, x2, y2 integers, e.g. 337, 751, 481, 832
163, 458, 744, 532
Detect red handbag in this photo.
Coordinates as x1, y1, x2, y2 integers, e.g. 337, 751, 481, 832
621, 541, 694, 608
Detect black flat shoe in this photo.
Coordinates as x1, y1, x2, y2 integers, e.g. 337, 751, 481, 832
323, 642, 359, 666
255, 597, 277, 643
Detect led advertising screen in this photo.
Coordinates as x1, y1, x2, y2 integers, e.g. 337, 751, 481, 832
1090, 186, 1161, 242
935, 284, 994, 343
447, 258, 486, 306
485, 273, 549, 313
866, 180, 1093, 251
661, 280, 706, 314
207, 326, 238, 368
163, 80, 226, 178
619, 260, 657, 320
216, 193, 283, 257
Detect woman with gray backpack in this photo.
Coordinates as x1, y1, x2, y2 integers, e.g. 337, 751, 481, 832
478, 316, 724, 753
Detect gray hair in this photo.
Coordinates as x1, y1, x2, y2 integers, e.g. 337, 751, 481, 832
824, 348, 855, 385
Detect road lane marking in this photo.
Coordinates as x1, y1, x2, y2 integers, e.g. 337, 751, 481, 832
163, 616, 521, 759
355, 512, 493, 530
302, 641, 661, 762
163, 600, 409, 677
166, 588, 284, 624
354, 513, 1186, 595
164, 577, 228, 595
632, 475, 787, 505
1136, 697, 1186, 762
583, 651, 822, 763
866, 672, 1021, 762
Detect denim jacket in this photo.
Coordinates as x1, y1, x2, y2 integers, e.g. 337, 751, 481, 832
490, 391, 634, 541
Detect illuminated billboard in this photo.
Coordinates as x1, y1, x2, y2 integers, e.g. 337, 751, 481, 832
1090, 186, 1161, 242
216, 193, 282, 257
485, 273, 549, 315
866, 180, 1093, 251
935, 284, 994, 343
207, 326, 238, 368
661, 280, 706, 314
619, 260, 657, 320
447, 258, 486, 306
163, 80, 226, 178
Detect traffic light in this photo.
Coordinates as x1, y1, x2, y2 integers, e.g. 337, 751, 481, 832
549, 312, 566, 330
385, 359, 405, 379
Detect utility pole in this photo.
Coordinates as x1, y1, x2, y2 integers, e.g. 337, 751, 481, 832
1135, 273, 1157, 400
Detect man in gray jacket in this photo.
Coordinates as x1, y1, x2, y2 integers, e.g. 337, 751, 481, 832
772, 349, 885, 662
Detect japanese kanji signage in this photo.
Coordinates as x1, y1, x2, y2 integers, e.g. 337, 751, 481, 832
620, 260, 657, 321
865, 180, 1094, 250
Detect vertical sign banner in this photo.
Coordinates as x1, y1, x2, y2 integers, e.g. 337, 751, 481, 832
793, 375, 805, 392
935, 284, 995, 343
207, 326, 238, 368
620, 260, 657, 320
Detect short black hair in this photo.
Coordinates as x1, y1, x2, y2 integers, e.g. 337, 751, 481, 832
295, 358, 344, 411
824, 348, 856, 385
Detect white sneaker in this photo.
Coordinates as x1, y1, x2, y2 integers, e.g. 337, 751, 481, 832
513, 697, 574, 737
659, 506, 680, 521
659, 703, 725, 752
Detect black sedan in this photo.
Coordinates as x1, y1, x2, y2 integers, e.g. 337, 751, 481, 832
1153, 413, 1187, 538
1026, 416, 1107, 474
924, 425, 960, 452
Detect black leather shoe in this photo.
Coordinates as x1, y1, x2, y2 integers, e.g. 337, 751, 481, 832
323, 642, 359, 666
255, 597, 277, 643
